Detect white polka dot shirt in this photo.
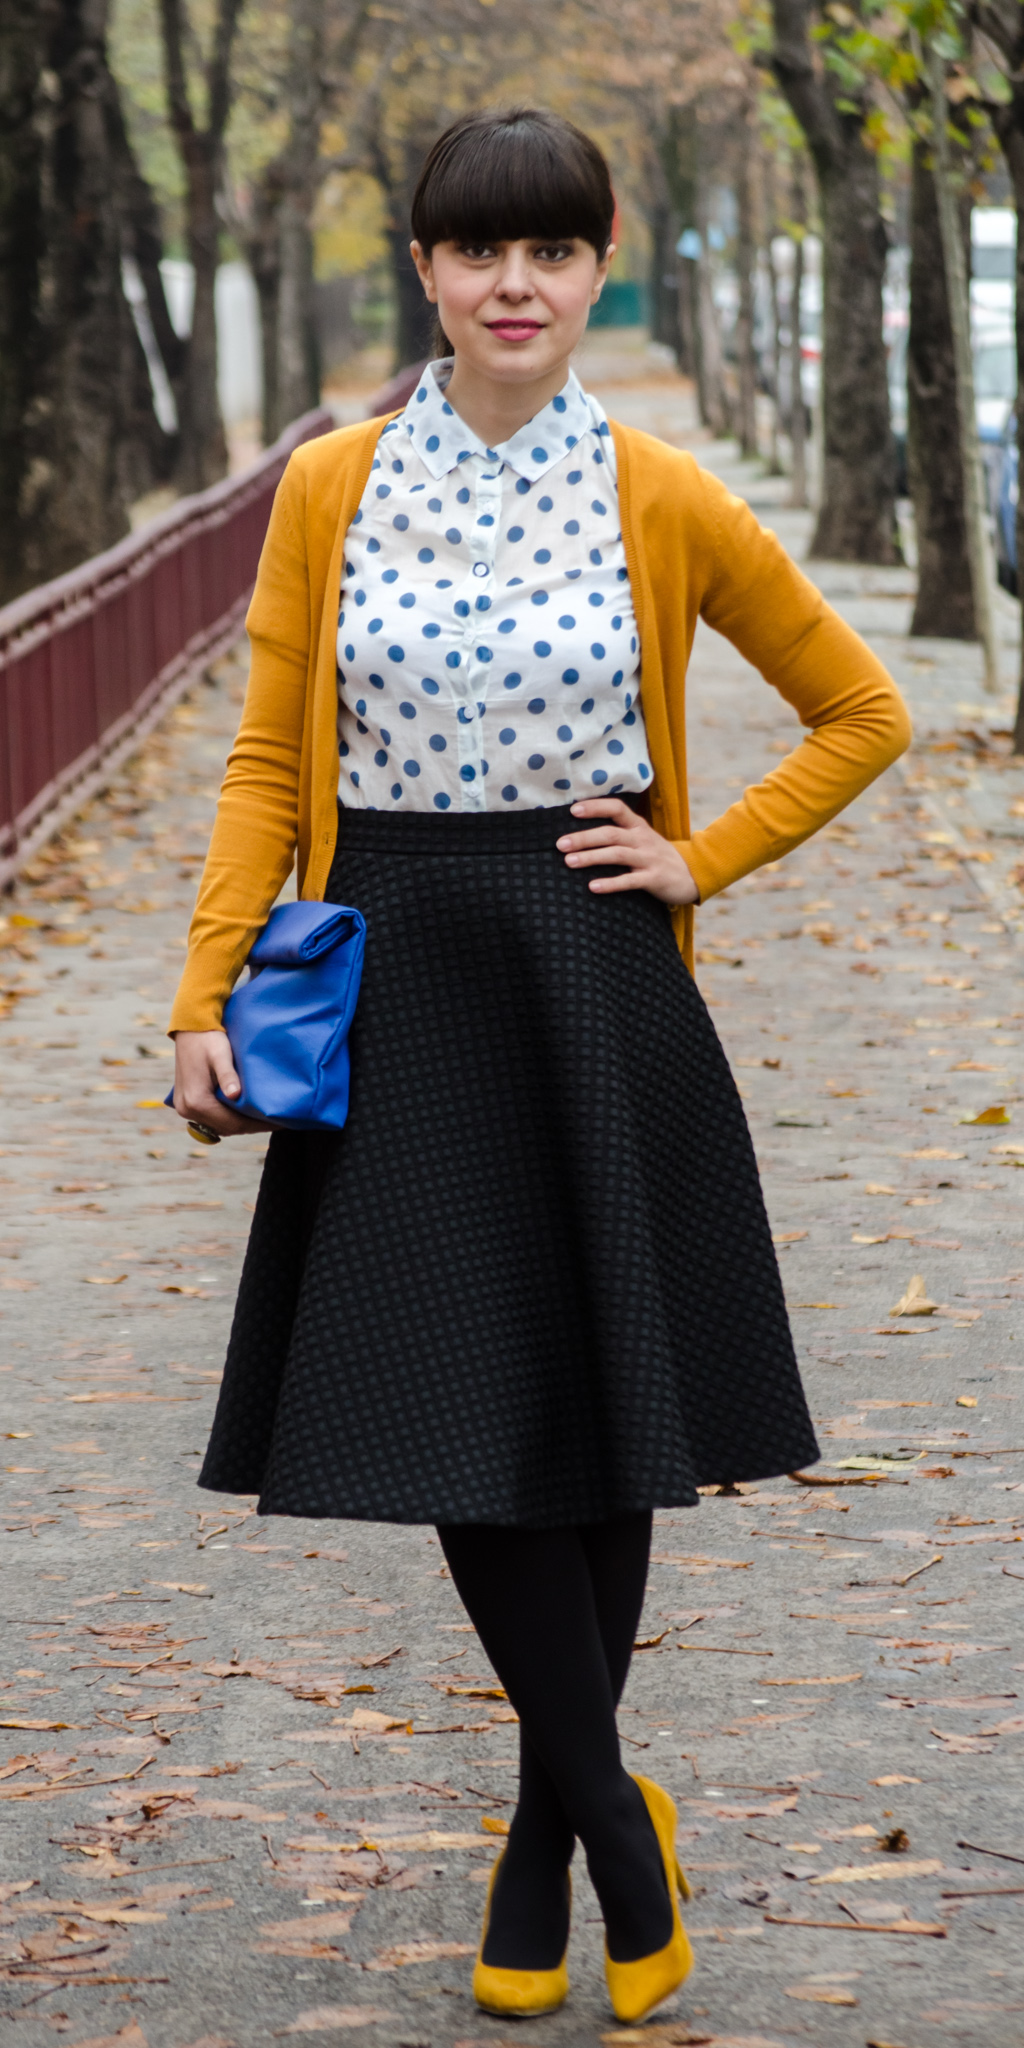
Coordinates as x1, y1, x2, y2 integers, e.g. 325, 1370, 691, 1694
335, 360, 651, 811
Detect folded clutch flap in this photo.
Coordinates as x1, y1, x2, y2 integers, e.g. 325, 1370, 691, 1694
248, 900, 364, 968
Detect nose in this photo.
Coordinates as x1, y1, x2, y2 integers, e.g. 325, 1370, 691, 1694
495, 245, 536, 302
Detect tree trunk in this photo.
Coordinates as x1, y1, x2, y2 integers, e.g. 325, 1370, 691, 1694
272, 0, 324, 431
766, 237, 783, 476
907, 137, 975, 637
178, 137, 227, 490
694, 179, 729, 437
772, 0, 901, 563
0, 0, 48, 601
735, 110, 759, 459
789, 225, 807, 508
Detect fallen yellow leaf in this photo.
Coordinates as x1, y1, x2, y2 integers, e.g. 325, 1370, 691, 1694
956, 1396, 978, 1408
773, 1230, 808, 1244
891, 1273, 937, 1317
811, 1857, 942, 1884
481, 1815, 510, 1835
136, 1098, 166, 1109
959, 1105, 1010, 1125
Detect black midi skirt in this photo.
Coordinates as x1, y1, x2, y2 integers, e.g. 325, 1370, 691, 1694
199, 801, 818, 1525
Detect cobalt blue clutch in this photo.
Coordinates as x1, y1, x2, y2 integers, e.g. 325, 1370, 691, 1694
168, 900, 366, 1132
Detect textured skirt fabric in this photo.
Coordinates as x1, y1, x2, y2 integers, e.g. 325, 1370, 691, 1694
199, 802, 818, 1525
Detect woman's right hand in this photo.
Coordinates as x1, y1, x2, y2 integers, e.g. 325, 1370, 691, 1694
171, 1030, 269, 1137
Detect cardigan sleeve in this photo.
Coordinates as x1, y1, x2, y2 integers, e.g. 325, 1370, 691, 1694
677, 468, 912, 902
168, 455, 313, 1034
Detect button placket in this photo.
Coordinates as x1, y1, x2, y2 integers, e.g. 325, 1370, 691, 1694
457, 464, 502, 810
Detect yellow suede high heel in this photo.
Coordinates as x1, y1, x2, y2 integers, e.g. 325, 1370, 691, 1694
472, 1853, 570, 2018
604, 1774, 694, 2023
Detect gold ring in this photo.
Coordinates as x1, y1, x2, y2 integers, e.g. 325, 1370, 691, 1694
187, 1120, 222, 1146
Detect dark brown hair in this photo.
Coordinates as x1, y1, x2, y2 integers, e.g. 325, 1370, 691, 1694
411, 107, 615, 259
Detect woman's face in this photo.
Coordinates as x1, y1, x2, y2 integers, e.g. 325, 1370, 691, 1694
411, 235, 613, 385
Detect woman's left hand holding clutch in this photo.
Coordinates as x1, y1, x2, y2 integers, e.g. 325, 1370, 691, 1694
171, 1029, 273, 1139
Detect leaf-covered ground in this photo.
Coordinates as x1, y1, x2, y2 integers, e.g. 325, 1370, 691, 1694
2, 360, 1024, 2048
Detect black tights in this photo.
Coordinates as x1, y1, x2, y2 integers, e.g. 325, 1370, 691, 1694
436, 1514, 673, 1967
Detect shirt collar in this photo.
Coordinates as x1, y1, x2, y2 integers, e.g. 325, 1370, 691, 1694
402, 360, 594, 483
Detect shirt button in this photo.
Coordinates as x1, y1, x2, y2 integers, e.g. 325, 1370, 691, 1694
472, 561, 489, 578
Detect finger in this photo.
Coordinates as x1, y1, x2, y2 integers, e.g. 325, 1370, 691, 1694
565, 843, 645, 869
181, 1102, 267, 1138
557, 825, 635, 852
209, 1042, 242, 1101
569, 797, 633, 822
588, 868, 656, 893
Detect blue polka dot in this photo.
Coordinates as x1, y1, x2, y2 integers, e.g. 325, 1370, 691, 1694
552, 393, 567, 412
355, 719, 368, 735
477, 645, 493, 662
501, 785, 518, 802
350, 769, 360, 785
570, 748, 584, 760
515, 478, 531, 495
434, 791, 451, 809
624, 708, 636, 725
608, 739, 624, 755
445, 527, 462, 545
567, 469, 582, 484
459, 764, 476, 782
422, 677, 440, 695
446, 652, 461, 668
366, 537, 381, 554
368, 619, 382, 635
382, 568, 399, 584
387, 645, 405, 662
617, 566, 628, 581
390, 782, 402, 800
375, 484, 391, 498
391, 457, 404, 472
418, 547, 434, 563
498, 618, 515, 634
538, 496, 553, 511
399, 592, 415, 610
355, 589, 367, 606
531, 445, 548, 463
339, 740, 349, 757
454, 486, 469, 505
428, 497, 442, 512
558, 615, 576, 630
352, 508, 363, 524
639, 762, 650, 780
422, 622, 440, 638
457, 707, 473, 726
591, 643, 605, 659
565, 434, 577, 449
528, 753, 545, 770
554, 776, 571, 790
428, 734, 447, 752
416, 386, 427, 402
454, 599, 470, 618
563, 519, 579, 535
374, 748, 388, 767
533, 641, 551, 657
344, 644, 355, 662
499, 728, 516, 744
381, 728, 391, 744
557, 724, 573, 741
562, 667, 579, 684
612, 669, 624, 685
456, 449, 470, 462
475, 594, 491, 611
528, 697, 545, 714
589, 592, 605, 608
566, 568, 581, 582
508, 525, 524, 542
369, 674, 385, 690
592, 769, 608, 785
355, 698, 366, 715
630, 636, 637, 652
592, 500, 607, 515
531, 590, 548, 606
478, 513, 495, 527
392, 513, 409, 531
426, 434, 440, 451
534, 550, 552, 566
611, 615, 622, 630
398, 701, 416, 720
582, 698, 594, 713
504, 672, 522, 689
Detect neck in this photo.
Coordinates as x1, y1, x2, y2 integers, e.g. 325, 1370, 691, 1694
442, 354, 572, 447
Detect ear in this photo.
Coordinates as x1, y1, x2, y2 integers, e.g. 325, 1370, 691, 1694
591, 242, 615, 303
411, 240, 437, 303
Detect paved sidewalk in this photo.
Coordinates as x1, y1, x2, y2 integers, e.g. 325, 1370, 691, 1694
2, 360, 1024, 2048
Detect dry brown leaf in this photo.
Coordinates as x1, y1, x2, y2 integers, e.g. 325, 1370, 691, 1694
772, 1230, 808, 1244
82, 1274, 127, 1286
811, 1858, 942, 1884
891, 1273, 937, 1317
365, 1939, 474, 1970
785, 1986, 858, 2005
277, 2009, 397, 2034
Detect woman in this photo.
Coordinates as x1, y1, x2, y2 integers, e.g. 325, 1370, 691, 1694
170, 108, 910, 2023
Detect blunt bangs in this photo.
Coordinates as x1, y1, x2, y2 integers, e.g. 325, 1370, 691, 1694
411, 109, 614, 258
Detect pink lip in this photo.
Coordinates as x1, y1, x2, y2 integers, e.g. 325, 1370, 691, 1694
487, 319, 544, 337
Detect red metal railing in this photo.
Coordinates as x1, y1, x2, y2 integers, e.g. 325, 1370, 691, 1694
0, 406, 334, 888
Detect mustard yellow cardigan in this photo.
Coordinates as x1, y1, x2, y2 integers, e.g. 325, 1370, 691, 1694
169, 415, 911, 1034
